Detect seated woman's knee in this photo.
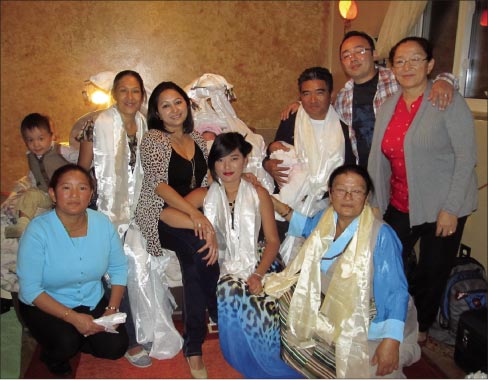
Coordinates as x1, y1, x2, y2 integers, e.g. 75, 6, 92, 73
91, 331, 128, 360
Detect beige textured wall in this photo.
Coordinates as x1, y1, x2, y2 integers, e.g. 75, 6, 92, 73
1, 0, 334, 192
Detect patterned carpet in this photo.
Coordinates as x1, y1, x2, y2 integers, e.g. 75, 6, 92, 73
421, 335, 466, 378
75, 338, 243, 379
22, 337, 451, 379
23, 336, 242, 379
18, 311, 460, 379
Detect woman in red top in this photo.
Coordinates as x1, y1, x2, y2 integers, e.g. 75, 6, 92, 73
368, 37, 477, 344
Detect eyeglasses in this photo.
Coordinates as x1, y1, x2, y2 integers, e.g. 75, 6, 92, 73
332, 187, 366, 199
340, 47, 372, 61
392, 57, 428, 68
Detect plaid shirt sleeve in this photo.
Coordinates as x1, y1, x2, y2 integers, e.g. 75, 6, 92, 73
433, 72, 459, 90
374, 67, 400, 115
335, 80, 358, 163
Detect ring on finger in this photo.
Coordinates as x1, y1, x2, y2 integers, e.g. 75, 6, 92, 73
198, 223, 202, 228
444, 94, 448, 98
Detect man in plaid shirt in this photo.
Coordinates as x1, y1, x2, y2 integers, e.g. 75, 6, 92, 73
278, 31, 457, 168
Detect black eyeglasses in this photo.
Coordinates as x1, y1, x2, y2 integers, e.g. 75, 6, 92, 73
340, 47, 372, 61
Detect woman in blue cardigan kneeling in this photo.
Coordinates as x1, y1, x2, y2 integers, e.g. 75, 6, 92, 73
17, 164, 129, 375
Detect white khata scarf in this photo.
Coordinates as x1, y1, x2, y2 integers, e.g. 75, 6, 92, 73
265, 205, 381, 378
204, 180, 260, 279
93, 106, 146, 238
293, 105, 345, 216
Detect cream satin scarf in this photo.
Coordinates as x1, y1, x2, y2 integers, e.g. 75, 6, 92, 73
204, 180, 260, 279
293, 105, 345, 216
265, 205, 379, 378
93, 106, 147, 237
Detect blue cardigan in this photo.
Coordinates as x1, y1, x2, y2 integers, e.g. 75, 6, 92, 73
17, 208, 127, 309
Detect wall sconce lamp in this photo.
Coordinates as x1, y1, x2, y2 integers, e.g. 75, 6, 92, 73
338, 0, 358, 34
82, 87, 109, 105
82, 81, 111, 106
81, 71, 115, 108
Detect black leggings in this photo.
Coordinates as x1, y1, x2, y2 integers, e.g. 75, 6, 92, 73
158, 220, 219, 357
383, 204, 467, 331
19, 296, 128, 365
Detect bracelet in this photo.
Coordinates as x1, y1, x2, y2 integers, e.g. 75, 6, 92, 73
62, 309, 71, 320
105, 306, 119, 312
252, 272, 264, 279
279, 205, 292, 218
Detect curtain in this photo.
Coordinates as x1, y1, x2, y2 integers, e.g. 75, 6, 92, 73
375, 1, 428, 60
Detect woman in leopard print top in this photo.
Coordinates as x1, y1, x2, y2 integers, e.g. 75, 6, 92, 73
135, 81, 219, 377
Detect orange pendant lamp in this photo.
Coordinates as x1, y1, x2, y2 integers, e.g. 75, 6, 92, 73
339, 0, 358, 34
481, 9, 488, 27
339, 0, 358, 21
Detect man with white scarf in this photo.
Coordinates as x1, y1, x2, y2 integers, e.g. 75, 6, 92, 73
264, 67, 354, 262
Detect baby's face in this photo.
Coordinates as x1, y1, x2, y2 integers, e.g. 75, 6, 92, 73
202, 131, 217, 141
23, 127, 53, 156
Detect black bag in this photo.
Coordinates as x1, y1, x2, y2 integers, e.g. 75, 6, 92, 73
454, 308, 487, 373
438, 250, 487, 336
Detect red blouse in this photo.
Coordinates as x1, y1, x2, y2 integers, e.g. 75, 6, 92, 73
381, 94, 423, 213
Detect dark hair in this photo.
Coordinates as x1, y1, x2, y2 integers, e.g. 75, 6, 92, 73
328, 164, 374, 195
20, 113, 53, 139
147, 81, 194, 134
389, 37, 433, 65
111, 70, 147, 102
49, 164, 95, 191
208, 132, 252, 182
340, 31, 376, 53
297, 67, 333, 93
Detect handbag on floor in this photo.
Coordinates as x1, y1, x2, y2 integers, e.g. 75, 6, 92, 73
454, 308, 487, 373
